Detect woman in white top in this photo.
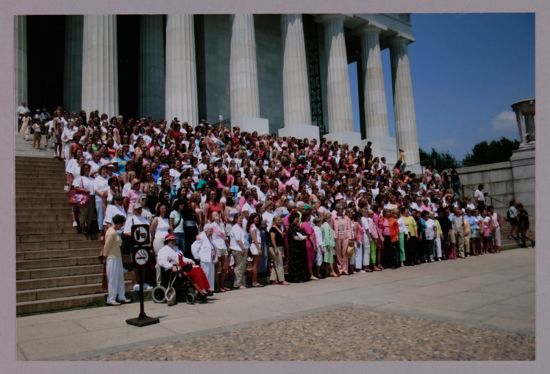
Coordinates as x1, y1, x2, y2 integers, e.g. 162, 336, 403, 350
488, 206, 501, 253
247, 213, 263, 287
211, 212, 230, 292
191, 224, 218, 295
72, 163, 97, 237
151, 203, 170, 285
229, 214, 247, 289
93, 165, 110, 233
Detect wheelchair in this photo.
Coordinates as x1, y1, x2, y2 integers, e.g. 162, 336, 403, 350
152, 266, 204, 305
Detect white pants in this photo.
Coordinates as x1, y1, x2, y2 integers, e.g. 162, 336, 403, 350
354, 242, 363, 270
200, 261, 216, 290
362, 234, 371, 267
315, 245, 323, 267
152, 236, 165, 286
435, 237, 442, 258
106, 257, 126, 303
95, 195, 104, 231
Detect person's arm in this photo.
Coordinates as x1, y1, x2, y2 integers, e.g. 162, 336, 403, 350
169, 215, 175, 234
150, 217, 158, 242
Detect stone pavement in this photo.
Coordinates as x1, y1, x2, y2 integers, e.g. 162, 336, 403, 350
16, 248, 535, 361
15, 132, 55, 158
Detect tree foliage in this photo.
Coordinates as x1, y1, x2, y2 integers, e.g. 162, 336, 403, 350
419, 148, 460, 171
461, 137, 520, 166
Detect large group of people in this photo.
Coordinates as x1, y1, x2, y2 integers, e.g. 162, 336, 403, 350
17, 103, 534, 307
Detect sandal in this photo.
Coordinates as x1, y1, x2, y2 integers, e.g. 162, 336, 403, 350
251, 283, 264, 287
279, 281, 290, 285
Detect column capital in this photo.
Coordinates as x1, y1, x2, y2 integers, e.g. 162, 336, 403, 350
388, 34, 414, 48
353, 22, 387, 37
314, 14, 348, 25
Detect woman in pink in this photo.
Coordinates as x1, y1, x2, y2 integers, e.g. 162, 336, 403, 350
332, 204, 351, 275
300, 210, 319, 280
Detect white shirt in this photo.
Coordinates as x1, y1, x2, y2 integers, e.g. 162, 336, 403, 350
229, 224, 246, 251
262, 211, 274, 231
93, 175, 109, 196
123, 214, 150, 236
73, 175, 95, 195
425, 219, 436, 240
474, 189, 485, 203
157, 245, 191, 270
104, 204, 127, 226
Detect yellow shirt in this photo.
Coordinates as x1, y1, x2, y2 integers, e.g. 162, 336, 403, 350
103, 227, 122, 259
404, 216, 417, 237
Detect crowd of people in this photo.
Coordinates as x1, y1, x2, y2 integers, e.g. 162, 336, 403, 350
17, 103, 534, 306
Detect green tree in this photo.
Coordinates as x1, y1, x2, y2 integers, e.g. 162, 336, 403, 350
462, 137, 520, 166
419, 148, 460, 171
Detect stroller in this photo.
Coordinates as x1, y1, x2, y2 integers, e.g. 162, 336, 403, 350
152, 264, 207, 305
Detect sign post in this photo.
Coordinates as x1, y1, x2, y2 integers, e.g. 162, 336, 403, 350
126, 224, 160, 327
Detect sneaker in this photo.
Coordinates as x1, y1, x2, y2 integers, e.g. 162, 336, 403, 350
106, 301, 121, 306
132, 284, 140, 292
144, 284, 153, 291
118, 299, 132, 304
72, 220, 78, 227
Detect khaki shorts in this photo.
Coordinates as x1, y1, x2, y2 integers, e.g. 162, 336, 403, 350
217, 247, 228, 257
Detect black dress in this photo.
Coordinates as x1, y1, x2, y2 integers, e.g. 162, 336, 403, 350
287, 223, 309, 283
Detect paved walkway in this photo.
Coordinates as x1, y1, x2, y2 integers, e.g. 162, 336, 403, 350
16, 248, 534, 361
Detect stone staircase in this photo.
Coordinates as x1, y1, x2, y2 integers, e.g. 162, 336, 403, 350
16, 156, 132, 315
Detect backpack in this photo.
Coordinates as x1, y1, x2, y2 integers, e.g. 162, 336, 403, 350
506, 208, 512, 222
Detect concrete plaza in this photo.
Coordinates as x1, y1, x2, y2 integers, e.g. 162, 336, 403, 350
16, 248, 535, 361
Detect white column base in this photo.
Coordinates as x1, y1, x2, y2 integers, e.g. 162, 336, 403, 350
323, 131, 364, 149
278, 124, 320, 142
366, 135, 398, 165
233, 117, 270, 135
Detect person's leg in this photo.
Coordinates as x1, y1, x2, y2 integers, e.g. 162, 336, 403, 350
457, 234, 464, 258
95, 195, 104, 233
399, 233, 406, 266
334, 238, 343, 274
233, 251, 245, 288
362, 237, 370, 270
268, 247, 279, 283
435, 237, 442, 260
369, 240, 376, 269
106, 258, 118, 303
354, 241, 363, 271
201, 261, 213, 291
115, 257, 127, 301
251, 255, 259, 285
341, 238, 349, 274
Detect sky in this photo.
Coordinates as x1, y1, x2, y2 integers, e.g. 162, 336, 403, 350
348, 13, 535, 161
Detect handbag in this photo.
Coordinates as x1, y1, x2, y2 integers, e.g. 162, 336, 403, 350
68, 179, 90, 207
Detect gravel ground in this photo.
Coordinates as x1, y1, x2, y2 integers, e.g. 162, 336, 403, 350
87, 306, 534, 361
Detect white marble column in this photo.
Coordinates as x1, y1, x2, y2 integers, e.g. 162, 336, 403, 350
15, 16, 28, 113
229, 14, 268, 134
356, 24, 397, 164
389, 36, 420, 171
81, 15, 119, 116
139, 15, 165, 120
278, 14, 318, 141
316, 15, 361, 148
360, 25, 389, 139
165, 15, 198, 126
63, 16, 83, 113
